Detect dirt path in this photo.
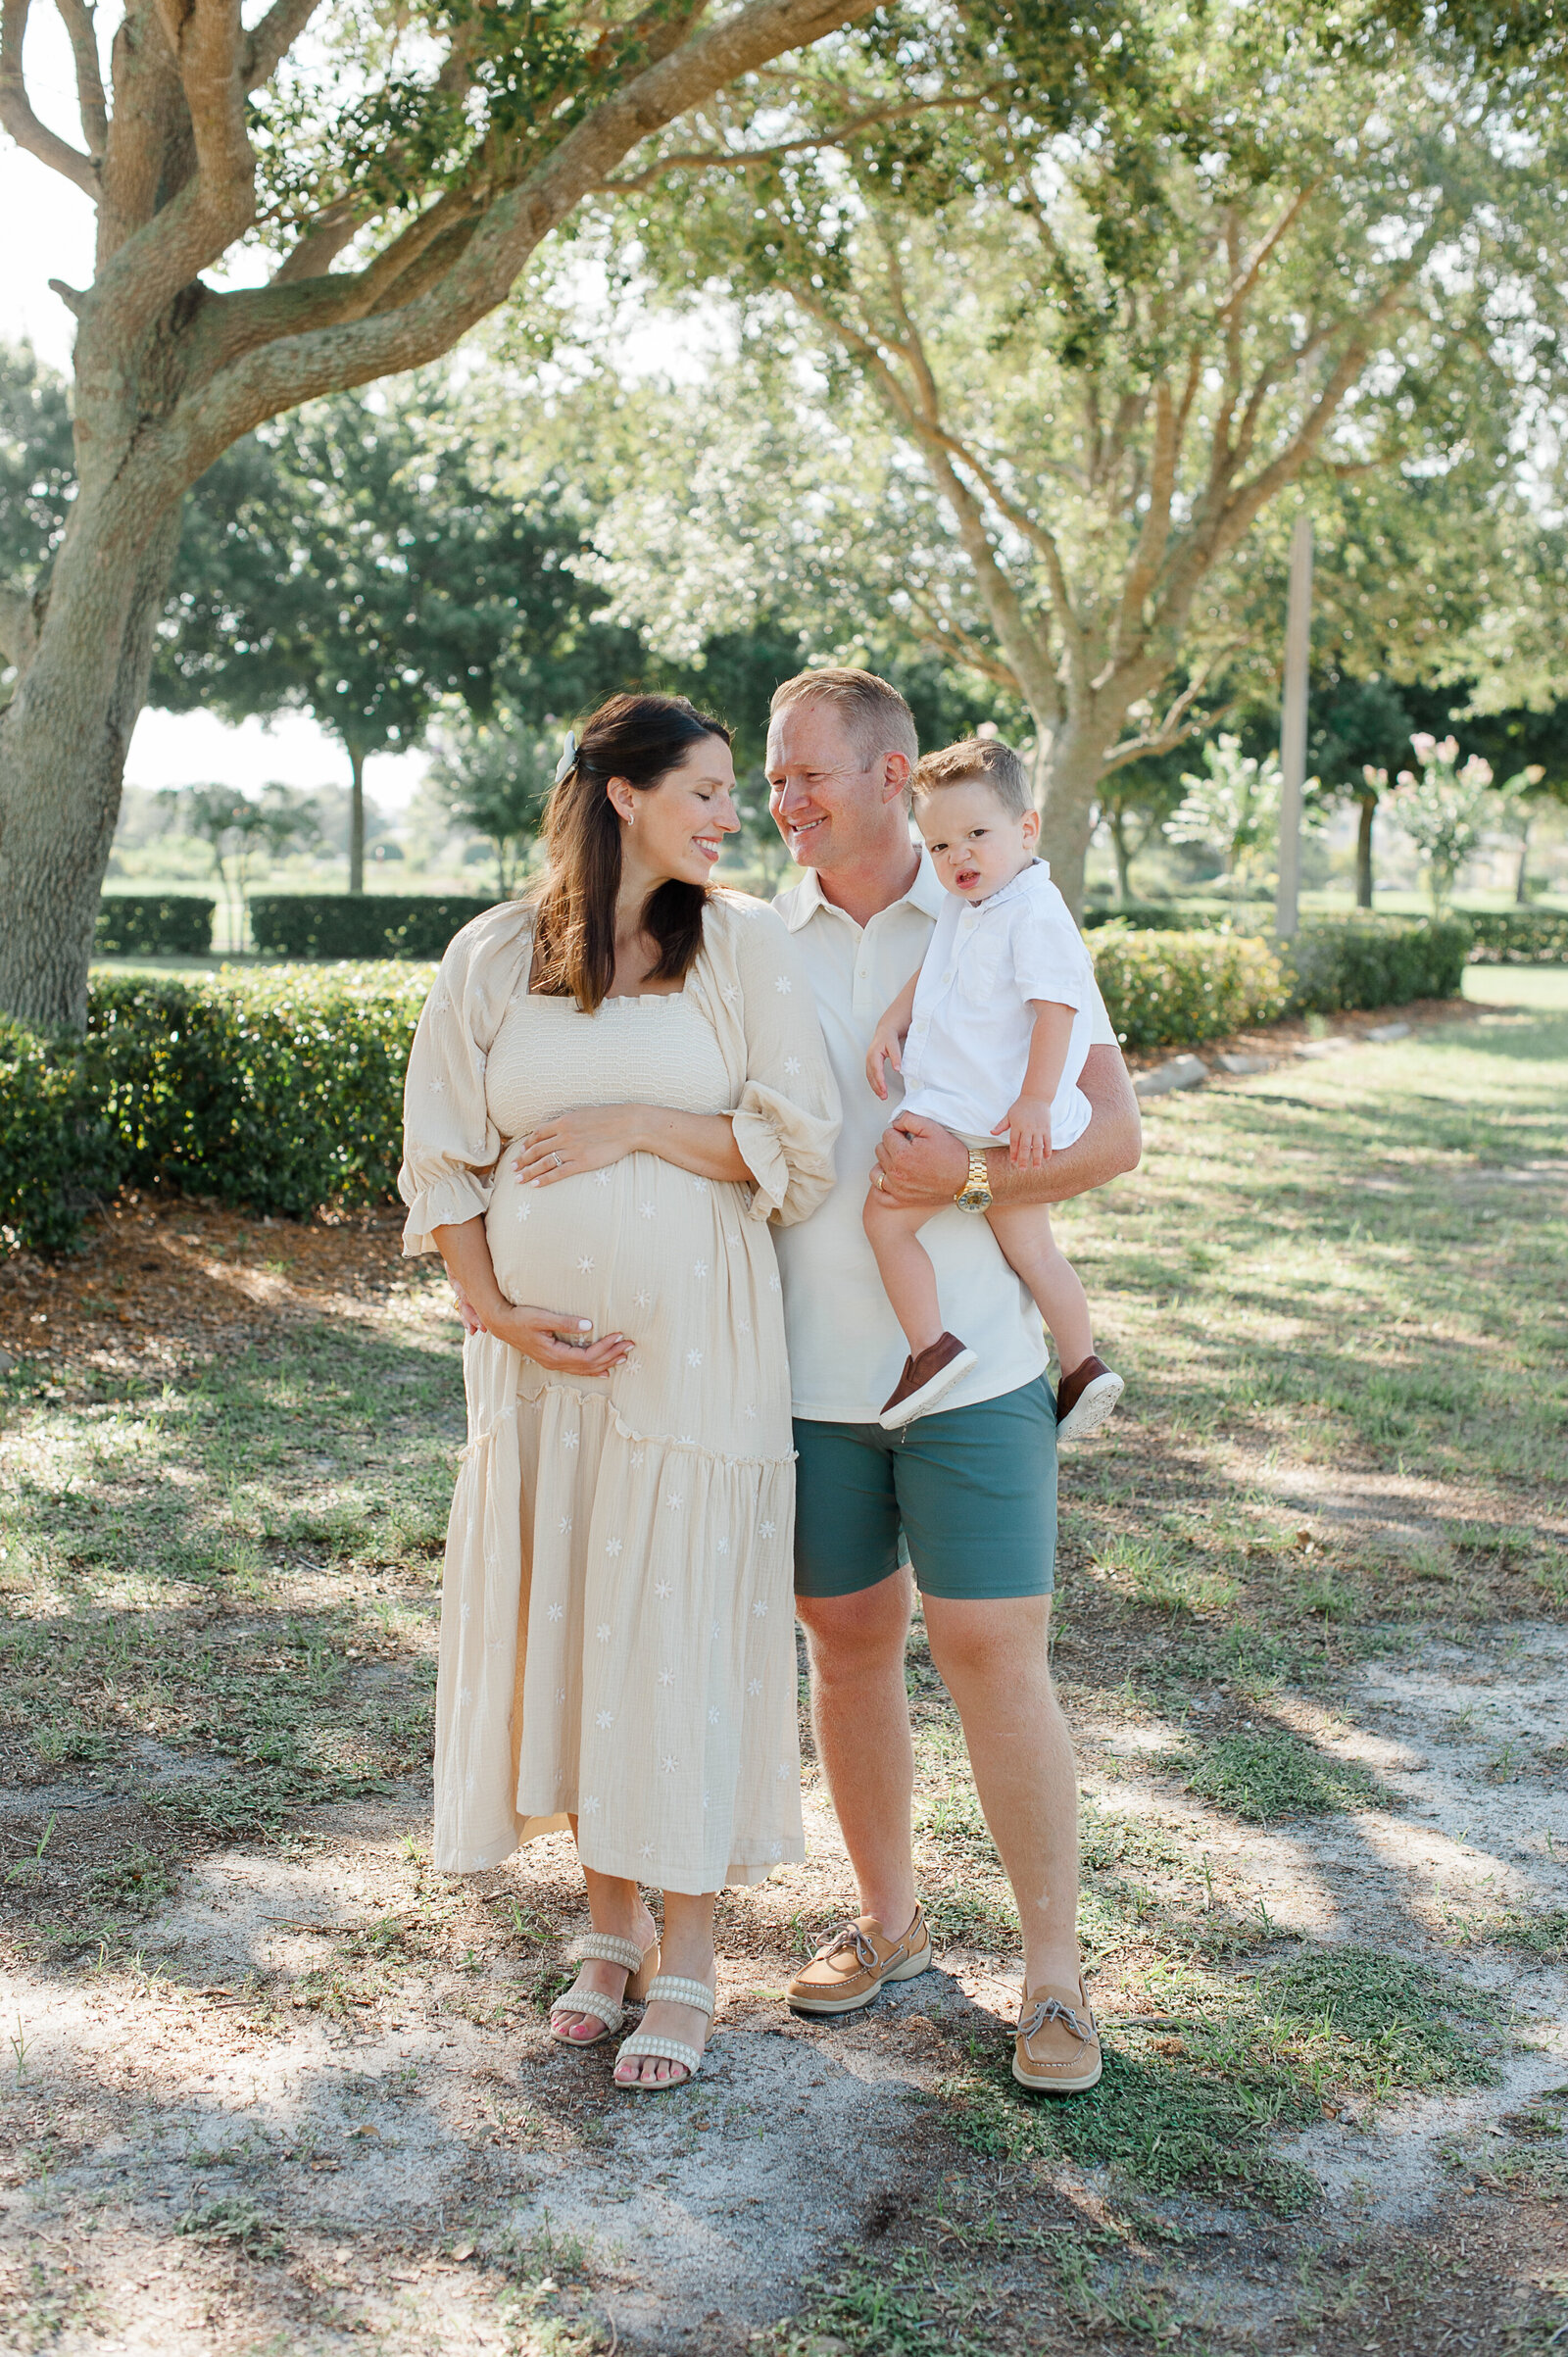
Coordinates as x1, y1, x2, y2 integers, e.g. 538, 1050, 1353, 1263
1, 988, 1565, 2353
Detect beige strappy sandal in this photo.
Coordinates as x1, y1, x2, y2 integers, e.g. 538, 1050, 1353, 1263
613, 1973, 714, 2089
549, 1932, 660, 2046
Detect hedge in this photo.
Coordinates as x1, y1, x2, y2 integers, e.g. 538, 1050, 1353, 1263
96, 894, 215, 957
85, 967, 429, 1222
1463, 908, 1568, 963
1280, 917, 1471, 1013
1083, 900, 1210, 932
0, 908, 1482, 1256
248, 893, 498, 960
0, 1019, 126, 1255
1090, 928, 1290, 1049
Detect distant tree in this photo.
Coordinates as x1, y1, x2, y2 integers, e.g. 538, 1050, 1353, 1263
161, 780, 319, 948
426, 713, 557, 899
155, 386, 600, 894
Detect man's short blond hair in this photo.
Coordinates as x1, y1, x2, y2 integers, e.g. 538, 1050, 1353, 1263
914, 736, 1032, 819
768, 666, 918, 772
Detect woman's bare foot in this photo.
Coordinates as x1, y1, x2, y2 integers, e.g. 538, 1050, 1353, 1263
550, 1893, 659, 2043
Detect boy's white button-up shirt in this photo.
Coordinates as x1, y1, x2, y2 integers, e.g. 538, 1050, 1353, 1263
900, 859, 1096, 1153
772, 853, 1117, 1423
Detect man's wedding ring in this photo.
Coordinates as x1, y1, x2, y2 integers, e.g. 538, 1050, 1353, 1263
872, 1169, 886, 1191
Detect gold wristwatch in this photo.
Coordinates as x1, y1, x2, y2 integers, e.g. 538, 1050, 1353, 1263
954, 1147, 993, 1214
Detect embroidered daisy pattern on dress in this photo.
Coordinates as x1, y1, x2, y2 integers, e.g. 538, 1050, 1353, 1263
416, 899, 831, 1884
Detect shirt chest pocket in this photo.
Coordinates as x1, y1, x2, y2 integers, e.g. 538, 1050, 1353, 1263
957, 929, 1008, 1007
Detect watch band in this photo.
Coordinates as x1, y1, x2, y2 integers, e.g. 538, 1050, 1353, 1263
955, 1147, 993, 1213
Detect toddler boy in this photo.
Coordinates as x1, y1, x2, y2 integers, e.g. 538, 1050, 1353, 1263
863, 736, 1123, 1435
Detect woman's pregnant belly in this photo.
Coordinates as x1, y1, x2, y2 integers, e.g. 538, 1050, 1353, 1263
486, 1143, 789, 1447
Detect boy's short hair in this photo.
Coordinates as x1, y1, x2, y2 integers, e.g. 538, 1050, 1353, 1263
768, 666, 919, 772
914, 736, 1032, 818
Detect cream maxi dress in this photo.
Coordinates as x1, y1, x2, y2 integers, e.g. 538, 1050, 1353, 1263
399, 893, 841, 1891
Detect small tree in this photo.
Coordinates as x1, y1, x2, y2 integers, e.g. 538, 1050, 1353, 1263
1493, 762, 1550, 904
161, 780, 318, 950
1387, 736, 1495, 911
1166, 737, 1285, 896
427, 713, 557, 899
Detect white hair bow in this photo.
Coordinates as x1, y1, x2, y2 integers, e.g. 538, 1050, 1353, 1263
553, 730, 578, 785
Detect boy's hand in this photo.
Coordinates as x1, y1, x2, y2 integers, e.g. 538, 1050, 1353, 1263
865, 1015, 906, 1101
994, 1094, 1054, 1169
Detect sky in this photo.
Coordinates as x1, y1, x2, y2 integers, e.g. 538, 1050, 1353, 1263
1, 11, 428, 815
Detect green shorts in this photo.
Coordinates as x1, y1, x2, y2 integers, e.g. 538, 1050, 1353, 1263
793, 1375, 1057, 1602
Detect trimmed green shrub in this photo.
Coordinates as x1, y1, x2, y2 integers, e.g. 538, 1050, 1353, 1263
248, 893, 498, 960
1463, 908, 1568, 963
0, 1019, 126, 1255
1281, 916, 1471, 1013
1083, 900, 1206, 932
96, 895, 216, 957
86, 967, 430, 1219
1090, 927, 1290, 1049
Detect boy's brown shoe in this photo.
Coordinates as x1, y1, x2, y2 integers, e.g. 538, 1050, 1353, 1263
1054, 1354, 1123, 1441
878, 1335, 977, 1430
787, 1907, 933, 2016
1012, 1978, 1102, 2094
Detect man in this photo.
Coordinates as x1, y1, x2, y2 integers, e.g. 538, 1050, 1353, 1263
766, 667, 1140, 2094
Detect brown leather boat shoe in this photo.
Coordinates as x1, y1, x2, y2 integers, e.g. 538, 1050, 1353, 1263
1012, 1976, 1102, 2093
787, 1907, 933, 2016
878, 1335, 977, 1431
1054, 1353, 1123, 1441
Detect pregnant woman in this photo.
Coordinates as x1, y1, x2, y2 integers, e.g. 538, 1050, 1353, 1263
400, 693, 840, 2090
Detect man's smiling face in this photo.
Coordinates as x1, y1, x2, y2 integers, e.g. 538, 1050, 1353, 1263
766, 700, 903, 872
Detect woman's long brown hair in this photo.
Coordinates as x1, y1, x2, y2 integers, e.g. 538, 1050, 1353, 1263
528, 693, 733, 1014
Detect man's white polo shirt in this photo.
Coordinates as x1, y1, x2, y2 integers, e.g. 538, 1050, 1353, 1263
773, 853, 1118, 1423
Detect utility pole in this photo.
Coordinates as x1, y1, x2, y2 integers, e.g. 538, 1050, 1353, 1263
1276, 512, 1313, 939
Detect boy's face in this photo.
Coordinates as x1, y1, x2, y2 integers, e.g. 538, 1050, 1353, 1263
915, 777, 1039, 904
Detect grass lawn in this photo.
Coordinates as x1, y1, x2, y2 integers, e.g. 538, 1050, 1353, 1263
0, 985, 1564, 2352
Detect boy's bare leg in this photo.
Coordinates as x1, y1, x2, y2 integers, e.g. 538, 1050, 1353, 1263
863, 1190, 947, 1356
986, 1200, 1095, 1371
922, 1591, 1081, 1992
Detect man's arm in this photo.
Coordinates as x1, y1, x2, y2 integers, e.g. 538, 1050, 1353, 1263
872, 1044, 1142, 1208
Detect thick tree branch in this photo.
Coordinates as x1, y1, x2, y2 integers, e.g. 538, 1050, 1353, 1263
55, 0, 108, 156
240, 0, 318, 90
0, 0, 101, 192
147, 0, 883, 492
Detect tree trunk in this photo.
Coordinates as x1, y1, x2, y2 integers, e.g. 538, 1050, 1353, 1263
348, 746, 367, 896
0, 501, 183, 1030
1355, 791, 1376, 908
1036, 725, 1110, 919
1108, 809, 1134, 905
1515, 821, 1531, 905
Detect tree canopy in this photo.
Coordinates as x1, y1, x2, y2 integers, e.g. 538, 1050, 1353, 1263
613, 0, 1568, 906
0, 0, 900, 1025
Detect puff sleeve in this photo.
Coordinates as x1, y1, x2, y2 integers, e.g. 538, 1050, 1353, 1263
398, 906, 533, 1256
711, 897, 842, 1228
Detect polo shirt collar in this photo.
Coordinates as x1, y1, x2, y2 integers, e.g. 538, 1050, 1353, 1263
782, 845, 945, 932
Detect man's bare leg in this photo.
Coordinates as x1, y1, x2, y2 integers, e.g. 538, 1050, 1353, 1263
922, 1592, 1081, 1990
796, 1569, 919, 1935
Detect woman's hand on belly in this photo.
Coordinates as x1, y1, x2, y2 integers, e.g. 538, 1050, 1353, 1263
484, 1299, 633, 1376
513, 1105, 646, 1187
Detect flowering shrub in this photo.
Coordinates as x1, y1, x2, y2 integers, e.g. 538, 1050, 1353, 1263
1385, 736, 1495, 910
